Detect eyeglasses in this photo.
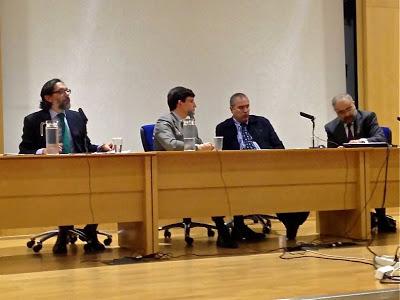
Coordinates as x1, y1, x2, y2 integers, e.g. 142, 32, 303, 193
335, 105, 354, 115
52, 88, 71, 95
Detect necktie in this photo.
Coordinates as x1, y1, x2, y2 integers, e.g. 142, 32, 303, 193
240, 123, 256, 150
347, 123, 354, 142
57, 113, 72, 154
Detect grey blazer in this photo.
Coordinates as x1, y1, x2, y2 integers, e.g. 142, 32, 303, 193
153, 112, 202, 151
324, 110, 386, 148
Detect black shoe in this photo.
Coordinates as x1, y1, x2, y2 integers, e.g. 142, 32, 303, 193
215, 225, 238, 248
84, 229, 106, 252
53, 234, 68, 254
286, 225, 299, 241
378, 216, 397, 233
232, 225, 265, 242
216, 234, 238, 248
85, 240, 106, 253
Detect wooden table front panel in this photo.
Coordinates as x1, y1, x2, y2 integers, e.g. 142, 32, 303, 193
155, 149, 363, 218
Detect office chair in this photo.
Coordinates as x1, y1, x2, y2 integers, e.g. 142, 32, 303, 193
27, 228, 113, 253
140, 124, 216, 246
242, 215, 276, 234
381, 126, 392, 145
370, 126, 396, 233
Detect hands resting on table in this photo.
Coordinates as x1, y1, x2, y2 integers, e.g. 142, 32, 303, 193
40, 143, 114, 155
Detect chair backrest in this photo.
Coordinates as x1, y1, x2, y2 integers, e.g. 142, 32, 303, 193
381, 127, 392, 145
140, 124, 156, 152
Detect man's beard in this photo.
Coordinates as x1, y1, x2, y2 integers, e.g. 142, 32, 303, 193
58, 98, 70, 110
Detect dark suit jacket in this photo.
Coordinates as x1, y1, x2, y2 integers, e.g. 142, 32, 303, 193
19, 109, 98, 154
324, 110, 386, 148
215, 115, 284, 150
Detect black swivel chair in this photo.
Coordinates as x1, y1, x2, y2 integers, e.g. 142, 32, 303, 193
140, 124, 217, 246
371, 126, 396, 232
381, 126, 392, 145
242, 215, 277, 234
27, 227, 112, 253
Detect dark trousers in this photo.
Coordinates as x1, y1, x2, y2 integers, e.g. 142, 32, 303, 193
58, 224, 98, 237
375, 208, 386, 218
276, 212, 310, 230
212, 213, 309, 231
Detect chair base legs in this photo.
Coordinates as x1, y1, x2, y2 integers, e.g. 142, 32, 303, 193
159, 218, 217, 246
27, 229, 113, 253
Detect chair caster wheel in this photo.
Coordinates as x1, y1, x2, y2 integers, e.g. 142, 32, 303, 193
33, 243, 42, 253
69, 236, 78, 244
27, 240, 35, 248
185, 236, 194, 246
263, 226, 271, 234
207, 229, 215, 237
84, 244, 93, 253
164, 230, 171, 239
104, 238, 112, 246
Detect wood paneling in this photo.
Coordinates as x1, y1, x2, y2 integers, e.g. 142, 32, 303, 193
0, 153, 155, 254
154, 149, 371, 242
357, 0, 400, 144
0, 27, 4, 153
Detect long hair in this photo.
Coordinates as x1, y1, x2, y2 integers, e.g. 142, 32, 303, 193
40, 78, 63, 110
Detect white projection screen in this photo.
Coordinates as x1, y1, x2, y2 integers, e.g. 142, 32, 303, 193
0, 0, 346, 152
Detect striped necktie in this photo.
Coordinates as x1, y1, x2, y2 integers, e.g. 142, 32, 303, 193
347, 123, 354, 141
240, 123, 256, 150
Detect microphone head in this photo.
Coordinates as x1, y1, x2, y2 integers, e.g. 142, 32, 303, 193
299, 112, 315, 121
397, 116, 400, 121
78, 108, 88, 122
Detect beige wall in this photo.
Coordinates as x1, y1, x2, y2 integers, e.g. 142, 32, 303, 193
357, 0, 400, 144
0, 0, 345, 152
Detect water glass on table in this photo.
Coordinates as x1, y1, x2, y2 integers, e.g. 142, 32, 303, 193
112, 137, 123, 153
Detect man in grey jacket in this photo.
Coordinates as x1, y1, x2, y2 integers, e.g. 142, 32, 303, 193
154, 87, 213, 151
325, 93, 395, 233
155, 86, 263, 248
325, 93, 386, 147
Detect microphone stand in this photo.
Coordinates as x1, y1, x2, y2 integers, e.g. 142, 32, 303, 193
78, 108, 89, 153
300, 112, 317, 148
311, 118, 316, 148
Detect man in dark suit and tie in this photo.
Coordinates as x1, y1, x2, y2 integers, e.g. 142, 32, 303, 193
155, 87, 267, 248
216, 93, 309, 241
325, 93, 386, 147
325, 93, 396, 233
19, 78, 113, 254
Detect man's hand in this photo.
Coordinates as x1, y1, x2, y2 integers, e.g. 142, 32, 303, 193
99, 143, 114, 152
40, 144, 63, 155
197, 142, 214, 151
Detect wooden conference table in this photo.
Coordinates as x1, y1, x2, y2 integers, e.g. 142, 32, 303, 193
0, 148, 398, 254
0, 153, 154, 253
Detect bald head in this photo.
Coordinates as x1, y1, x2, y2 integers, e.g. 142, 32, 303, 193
230, 93, 250, 123
332, 93, 354, 106
331, 93, 357, 124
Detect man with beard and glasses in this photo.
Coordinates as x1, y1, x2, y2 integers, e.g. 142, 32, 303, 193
19, 78, 114, 254
325, 93, 396, 233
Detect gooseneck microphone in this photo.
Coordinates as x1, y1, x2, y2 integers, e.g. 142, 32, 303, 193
78, 108, 89, 153
299, 112, 316, 121
78, 108, 88, 122
299, 112, 316, 148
